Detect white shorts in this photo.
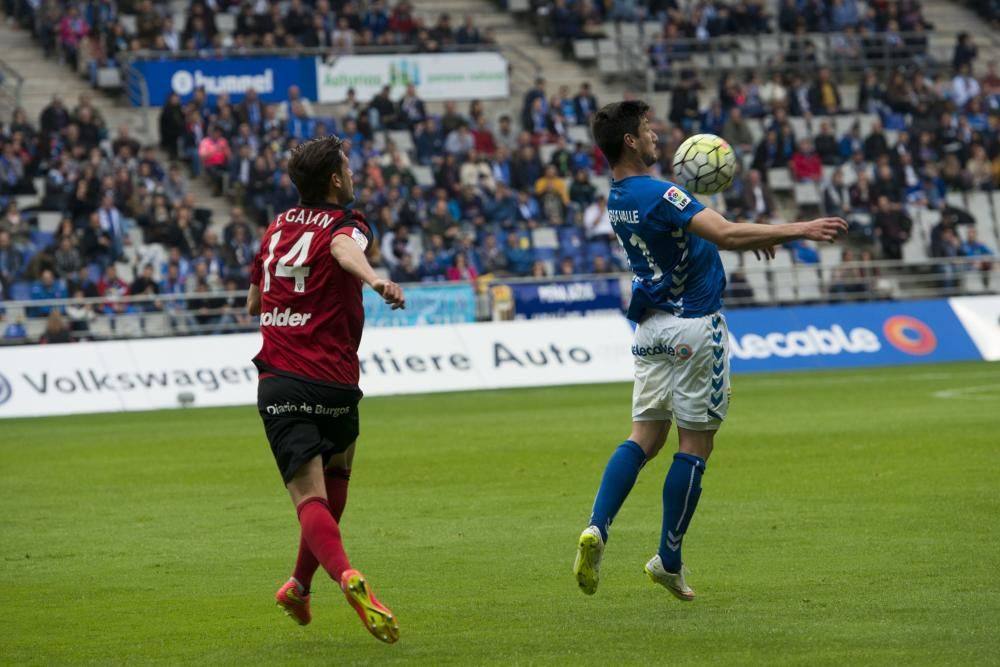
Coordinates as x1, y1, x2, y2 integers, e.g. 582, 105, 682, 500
631, 310, 731, 431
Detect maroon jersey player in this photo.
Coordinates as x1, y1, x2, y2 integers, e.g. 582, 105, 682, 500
247, 135, 405, 643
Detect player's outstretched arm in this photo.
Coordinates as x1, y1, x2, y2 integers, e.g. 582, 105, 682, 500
330, 235, 406, 310
688, 207, 847, 252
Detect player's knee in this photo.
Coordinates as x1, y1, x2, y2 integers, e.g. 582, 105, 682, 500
641, 439, 665, 460
630, 421, 670, 459
325, 466, 351, 480
677, 429, 714, 460
327, 442, 356, 470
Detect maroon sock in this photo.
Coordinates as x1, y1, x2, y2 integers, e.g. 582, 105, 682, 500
296, 497, 351, 584
292, 533, 320, 592
292, 469, 351, 590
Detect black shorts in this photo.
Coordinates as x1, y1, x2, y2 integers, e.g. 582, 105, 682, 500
257, 375, 362, 484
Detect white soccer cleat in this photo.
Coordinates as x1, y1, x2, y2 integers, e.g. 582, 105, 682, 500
573, 525, 605, 595
644, 554, 695, 601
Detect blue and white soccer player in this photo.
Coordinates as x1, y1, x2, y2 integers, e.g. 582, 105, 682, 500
573, 100, 847, 599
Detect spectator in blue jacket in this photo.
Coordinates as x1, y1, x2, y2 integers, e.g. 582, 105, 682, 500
490, 145, 512, 187
363, 0, 390, 40
486, 182, 518, 225
504, 232, 533, 276
287, 102, 317, 141
514, 190, 541, 224
700, 99, 726, 137
3, 312, 27, 340
414, 118, 444, 166
28, 268, 67, 317
418, 249, 447, 281
0, 230, 23, 290
571, 142, 593, 173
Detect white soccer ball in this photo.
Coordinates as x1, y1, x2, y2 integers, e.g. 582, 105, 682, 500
672, 133, 737, 195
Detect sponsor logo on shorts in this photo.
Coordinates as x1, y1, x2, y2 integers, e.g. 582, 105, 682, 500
260, 307, 313, 327
265, 401, 351, 417
631, 343, 694, 360
0, 372, 11, 406
882, 315, 937, 356
663, 186, 691, 210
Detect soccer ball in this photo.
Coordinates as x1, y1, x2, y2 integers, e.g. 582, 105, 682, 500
672, 134, 736, 195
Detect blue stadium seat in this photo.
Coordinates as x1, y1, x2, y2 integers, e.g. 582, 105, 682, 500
883, 113, 907, 130
533, 247, 558, 262
10, 281, 31, 302
587, 240, 612, 260
87, 263, 103, 284
558, 227, 583, 254
562, 246, 586, 266
315, 117, 338, 134
31, 230, 54, 250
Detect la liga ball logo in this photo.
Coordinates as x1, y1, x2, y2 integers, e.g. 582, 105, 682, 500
882, 316, 937, 356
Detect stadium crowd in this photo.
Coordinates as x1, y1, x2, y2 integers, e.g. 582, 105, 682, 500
158, 74, 621, 282
4, 0, 496, 86
2, 0, 999, 342
534, 0, 938, 56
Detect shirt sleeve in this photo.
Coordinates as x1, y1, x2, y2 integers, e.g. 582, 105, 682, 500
331, 210, 373, 253
645, 182, 705, 231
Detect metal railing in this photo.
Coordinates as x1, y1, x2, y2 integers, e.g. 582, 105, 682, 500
121, 43, 503, 65
502, 42, 544, 96
0, 58, 24, 123
122, 60, 151, 138
717, 254, 999, 307
567, 28, 1000, 89
2, 255, 996, 345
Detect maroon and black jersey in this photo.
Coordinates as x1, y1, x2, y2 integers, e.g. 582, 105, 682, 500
251, 202, 373, 388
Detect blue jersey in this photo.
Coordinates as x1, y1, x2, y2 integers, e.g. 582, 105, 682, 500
607, 175, 726, 321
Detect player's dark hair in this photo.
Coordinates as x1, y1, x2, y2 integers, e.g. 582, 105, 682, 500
288, 135, 345, 202
591, 100, 650, 167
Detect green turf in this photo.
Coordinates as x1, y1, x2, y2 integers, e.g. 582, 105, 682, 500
2, 361, 999, 666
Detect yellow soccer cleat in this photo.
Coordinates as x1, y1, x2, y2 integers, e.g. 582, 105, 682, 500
573, 525, 605, 595
340, 569, 400, 644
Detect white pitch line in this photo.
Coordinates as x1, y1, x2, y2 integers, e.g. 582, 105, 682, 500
932, 384, 1000, 400
746, 369, 1000, 388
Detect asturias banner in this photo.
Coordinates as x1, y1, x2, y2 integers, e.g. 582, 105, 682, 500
507, 277, 625, 319
724, 299, 981, 372
316, 52, 509, 103
129, 56, 317, 106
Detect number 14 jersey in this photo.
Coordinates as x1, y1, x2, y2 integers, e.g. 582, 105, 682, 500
607, 175, 725, 322
250, 202, 373, 388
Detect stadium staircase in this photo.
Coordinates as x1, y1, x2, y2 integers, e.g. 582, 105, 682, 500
924, 2, 1000, 63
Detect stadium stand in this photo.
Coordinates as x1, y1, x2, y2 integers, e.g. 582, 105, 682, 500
1, 0, 999, 344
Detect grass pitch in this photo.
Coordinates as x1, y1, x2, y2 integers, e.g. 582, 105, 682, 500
2, 361, 999, 666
